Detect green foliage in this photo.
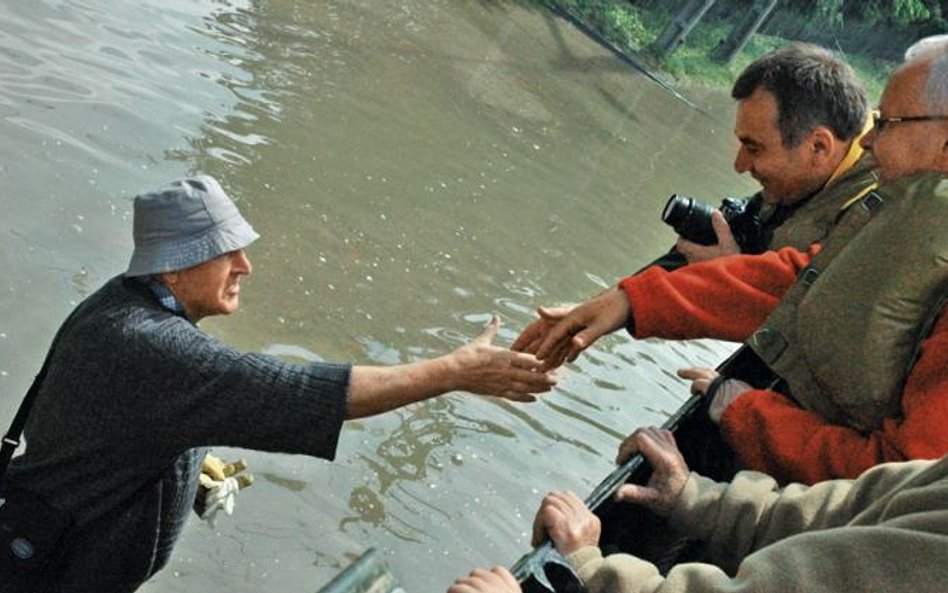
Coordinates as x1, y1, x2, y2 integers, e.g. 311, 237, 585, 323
537, 0, 896, 101
817, 0, 845, 27
597, 3, 650, 50
546, 0, 651, 50
788, 0, 942, 28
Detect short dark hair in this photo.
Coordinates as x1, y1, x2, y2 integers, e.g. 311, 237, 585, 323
732, 43, 868, 147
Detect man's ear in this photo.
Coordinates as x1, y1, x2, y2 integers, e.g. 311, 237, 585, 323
937, 132, 948, 173
807, 126, 837, 166
158, 271, 179, 287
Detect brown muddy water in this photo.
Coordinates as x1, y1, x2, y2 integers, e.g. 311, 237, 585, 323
0, 1, 754, 591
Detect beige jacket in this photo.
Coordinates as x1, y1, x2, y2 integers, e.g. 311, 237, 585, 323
570, 456, 948, 592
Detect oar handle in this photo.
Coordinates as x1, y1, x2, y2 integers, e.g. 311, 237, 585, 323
509, 541, 551, 581
583, 392, 702, 510
510, 392, 704, 582
510, 344, 747, 585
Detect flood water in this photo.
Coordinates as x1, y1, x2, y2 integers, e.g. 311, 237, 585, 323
0, 1, 754, 591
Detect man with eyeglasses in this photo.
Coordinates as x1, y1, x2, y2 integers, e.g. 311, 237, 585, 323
518, 41, 948, 487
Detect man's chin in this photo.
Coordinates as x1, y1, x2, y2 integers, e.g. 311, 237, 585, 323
220, 296, 240, 315
759, 190, 781, 205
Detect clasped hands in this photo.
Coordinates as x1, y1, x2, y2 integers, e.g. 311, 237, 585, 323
510, 297, 753, 420
448, 428, 690, 593
510, 287, 631, 370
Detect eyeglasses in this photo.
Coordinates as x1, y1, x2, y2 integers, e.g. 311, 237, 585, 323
873, 113, 948, 132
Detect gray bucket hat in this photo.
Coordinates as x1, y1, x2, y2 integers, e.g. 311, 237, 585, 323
125, 175, 259, 277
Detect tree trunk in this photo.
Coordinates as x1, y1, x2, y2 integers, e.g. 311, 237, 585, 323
650, 0, 718, 56
711, 0, 779, 63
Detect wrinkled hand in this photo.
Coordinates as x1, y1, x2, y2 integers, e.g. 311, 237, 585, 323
511, 305, 574, 354
448, 567, 522, 593
534, 288, 630, 370
614, 427, 689, 517
677, 367, 719, 395
450, 315, 558, 402
531, 490, 601, 555
196, 454, 255, 525
675, 210, 740, 263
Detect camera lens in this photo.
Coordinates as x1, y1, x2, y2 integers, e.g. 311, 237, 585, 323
661, 194, 717, 245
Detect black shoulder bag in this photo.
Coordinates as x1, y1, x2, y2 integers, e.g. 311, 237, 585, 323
0, 353, 74, 575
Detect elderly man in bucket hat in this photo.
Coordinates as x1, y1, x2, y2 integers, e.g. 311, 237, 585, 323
0, 175, 556, 593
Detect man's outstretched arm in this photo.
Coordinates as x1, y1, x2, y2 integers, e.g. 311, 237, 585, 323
347, 316, 557, 418
520, 247, 812, 369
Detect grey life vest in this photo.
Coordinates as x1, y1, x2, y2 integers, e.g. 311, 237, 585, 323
748, 172, 948, 432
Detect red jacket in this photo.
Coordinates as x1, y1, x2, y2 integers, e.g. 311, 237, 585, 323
618, 246, 948, 484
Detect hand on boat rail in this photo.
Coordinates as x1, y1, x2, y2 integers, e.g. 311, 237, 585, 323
509, 393, 704, 591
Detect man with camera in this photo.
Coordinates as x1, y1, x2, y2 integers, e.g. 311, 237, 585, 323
653, 42, 877, 270
514, 44, 876, 351
517, 42, 948, 487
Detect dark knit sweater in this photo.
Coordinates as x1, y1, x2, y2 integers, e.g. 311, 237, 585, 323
4, 275, 350, 592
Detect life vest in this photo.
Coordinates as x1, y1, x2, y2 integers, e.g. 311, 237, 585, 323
748, 172, 948, 432
764, 152, 878, 251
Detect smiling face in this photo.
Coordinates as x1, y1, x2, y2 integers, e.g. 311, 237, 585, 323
860, 61, 948, 183
733, 88, 838, 206
160, 249, 252, 321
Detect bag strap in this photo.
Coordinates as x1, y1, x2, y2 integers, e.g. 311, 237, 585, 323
0, 302, 84, 489
0, 356, 52, 489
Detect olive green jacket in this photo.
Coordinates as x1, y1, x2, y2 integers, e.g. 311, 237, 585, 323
570, 456, 948, 593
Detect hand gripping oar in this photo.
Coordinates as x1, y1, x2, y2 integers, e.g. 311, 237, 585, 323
509, 392, 704, 592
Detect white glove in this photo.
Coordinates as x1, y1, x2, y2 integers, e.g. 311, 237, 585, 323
196, 454, 254, 526
202, 476, 241, 526
707, 378, 753, 424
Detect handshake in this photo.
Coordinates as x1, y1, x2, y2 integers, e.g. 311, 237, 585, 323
511, 292, 632, 371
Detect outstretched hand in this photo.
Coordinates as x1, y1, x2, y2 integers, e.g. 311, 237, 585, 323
614, 427, 689, 517
450, 315, 558, 402
511, 305, 574, 354
533, 288, 630, 370
448, 567, 522, 593
675, 210, 740, 263
531, 490, 601, 555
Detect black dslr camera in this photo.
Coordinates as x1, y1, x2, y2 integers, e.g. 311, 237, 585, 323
661, 194, 761, 250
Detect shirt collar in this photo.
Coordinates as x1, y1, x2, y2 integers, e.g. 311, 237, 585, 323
138, 276, 186, 315
825, 116, 873, 187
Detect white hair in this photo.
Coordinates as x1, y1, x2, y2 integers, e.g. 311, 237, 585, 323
924, 47, 948, 115
905, 34, 948, 61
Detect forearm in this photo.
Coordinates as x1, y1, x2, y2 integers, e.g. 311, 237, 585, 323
576, 461, 943, 593
721, 384, 948, 484
569, 544, 763, 593
619, 247, 810, 342
347, 357, 457, 418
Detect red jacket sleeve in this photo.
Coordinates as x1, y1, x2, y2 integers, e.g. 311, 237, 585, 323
618, 247, 812, 342
721, 308, 948, 484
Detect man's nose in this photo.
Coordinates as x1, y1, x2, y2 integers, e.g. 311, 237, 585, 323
859, 128, 876, 152
734, 146, 750, 173
232, 250, 252, 275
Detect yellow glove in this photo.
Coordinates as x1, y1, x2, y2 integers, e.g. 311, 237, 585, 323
195, 453, 254, 525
